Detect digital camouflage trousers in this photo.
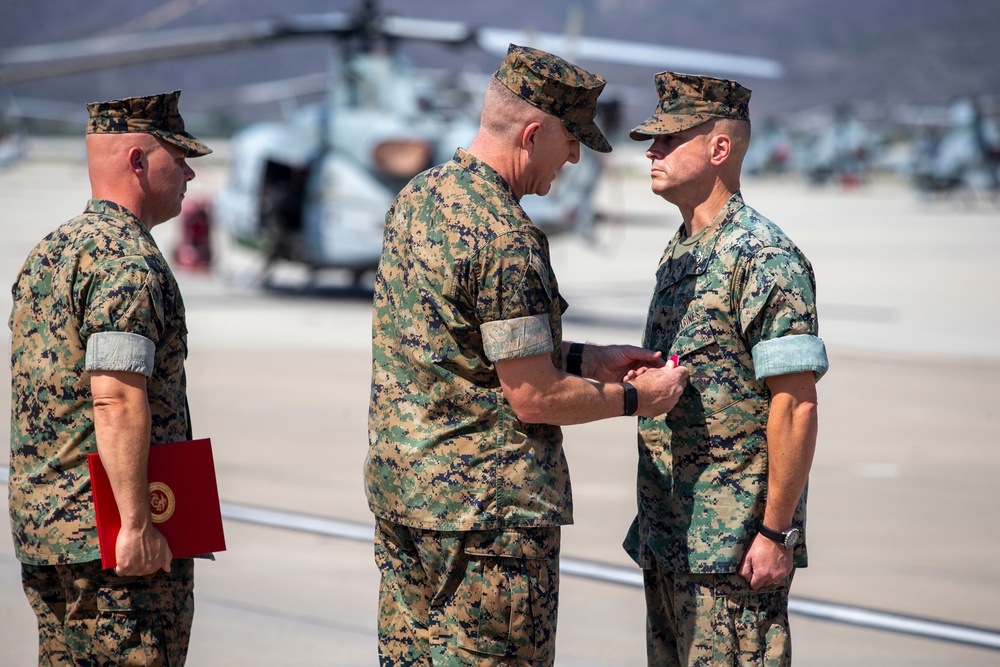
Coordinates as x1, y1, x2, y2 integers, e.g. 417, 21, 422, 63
21, 558, 195, 667
643, 560, 794, 667
374, 517, 561, 667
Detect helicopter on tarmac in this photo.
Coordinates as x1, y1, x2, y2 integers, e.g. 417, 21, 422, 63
0, 92, 29, 168
208, 48, 616, 287
0, 0, 784, 286
796, 102, 880, 189
907, 96, 1000, 203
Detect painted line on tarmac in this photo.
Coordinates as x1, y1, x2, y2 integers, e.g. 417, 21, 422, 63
215, 503, 1000, 652
216, 501, 1000, 652
2, 469, 998, 652
550, 558, 1000, 651
785, 597, 1000, 650
220, 502, 375, 542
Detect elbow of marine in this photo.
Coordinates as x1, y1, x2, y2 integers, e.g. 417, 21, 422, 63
512, 405, 546, 424
506, 396, 548, 424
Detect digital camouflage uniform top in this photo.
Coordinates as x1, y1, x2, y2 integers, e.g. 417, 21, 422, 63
366, 147, 572, 531
8, 199, 191, 565
625, 192, 828, 574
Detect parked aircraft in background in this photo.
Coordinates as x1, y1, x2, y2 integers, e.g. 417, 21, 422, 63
908, 97, 1000, 202
0, 93, 27, 168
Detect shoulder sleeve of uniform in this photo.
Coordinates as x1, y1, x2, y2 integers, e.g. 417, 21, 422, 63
736, 244, 820, 358
472, 231, 553, 322
473, 231, 555, 361
79, 255, 165, 344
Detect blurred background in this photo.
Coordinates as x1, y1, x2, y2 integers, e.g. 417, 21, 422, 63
3, 0, 1000, 191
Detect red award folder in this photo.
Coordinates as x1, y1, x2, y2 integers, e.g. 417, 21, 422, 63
87, 438, 227, 569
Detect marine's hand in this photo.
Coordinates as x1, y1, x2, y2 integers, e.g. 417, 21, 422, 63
624, 353, 678, 381
114, 524, 173, 577
738, 533, 793, 590
590, 345, 665, 383
629, 363, 689, 417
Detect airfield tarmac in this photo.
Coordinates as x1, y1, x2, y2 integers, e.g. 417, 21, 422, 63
1, 138, 999, 666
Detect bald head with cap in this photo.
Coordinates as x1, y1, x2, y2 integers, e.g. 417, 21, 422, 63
470, 44, 611, 199
84, 91, 209, 228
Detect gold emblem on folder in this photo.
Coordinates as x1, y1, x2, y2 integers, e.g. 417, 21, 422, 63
149, 482, 176, 523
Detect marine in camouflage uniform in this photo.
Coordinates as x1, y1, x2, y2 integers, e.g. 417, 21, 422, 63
366, 46, 689, 666
8, 91, 210, 666
623, 73, 829, 666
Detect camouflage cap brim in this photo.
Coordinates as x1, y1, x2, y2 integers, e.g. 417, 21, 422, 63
565, 120, 612, 153
628, 113, 716, 140
154, 130, 212, 158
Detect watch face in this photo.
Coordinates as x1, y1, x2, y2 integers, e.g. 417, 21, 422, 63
784, 528, 801, 548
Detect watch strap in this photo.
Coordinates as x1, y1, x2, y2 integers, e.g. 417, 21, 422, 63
758, 524, 797, 548
566, 342, 584, 376
622, 382, 638, 416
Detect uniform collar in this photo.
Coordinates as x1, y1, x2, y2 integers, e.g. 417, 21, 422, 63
85, 199, 158, 244
658, 191, 745, 285
452, 148, 520, 205
86, 198, 142, 225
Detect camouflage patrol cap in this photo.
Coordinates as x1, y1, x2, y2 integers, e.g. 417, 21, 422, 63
629, 72, 751, 140
494, 44, 612, 153
86, 90, 211, 157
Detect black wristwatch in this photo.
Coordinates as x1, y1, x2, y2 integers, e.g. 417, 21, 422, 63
758, 524, 800, 549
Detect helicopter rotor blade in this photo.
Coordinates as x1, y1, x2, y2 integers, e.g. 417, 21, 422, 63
0, 13, 356, 85
380, 16, 473, 44
0, 10, 784, 86
476, 28, 784, 79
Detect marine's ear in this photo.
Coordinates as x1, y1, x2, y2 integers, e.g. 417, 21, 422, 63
709, 131, 733, 166
127, 146, 146, 173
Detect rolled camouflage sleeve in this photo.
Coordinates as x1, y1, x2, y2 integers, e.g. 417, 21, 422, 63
752, 333, 828, 381
475, 233, 556, 362
85, 331, 155, 377
481, 314, 553, 362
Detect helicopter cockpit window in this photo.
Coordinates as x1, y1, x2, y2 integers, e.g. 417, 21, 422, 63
373, 139, 433, 180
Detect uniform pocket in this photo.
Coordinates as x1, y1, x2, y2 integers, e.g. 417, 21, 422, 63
456, 529, 559, 662
709, 580, 790, 667
94, 586, 171, 667
92, 565, 193, 667
670, 317, 743, 423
